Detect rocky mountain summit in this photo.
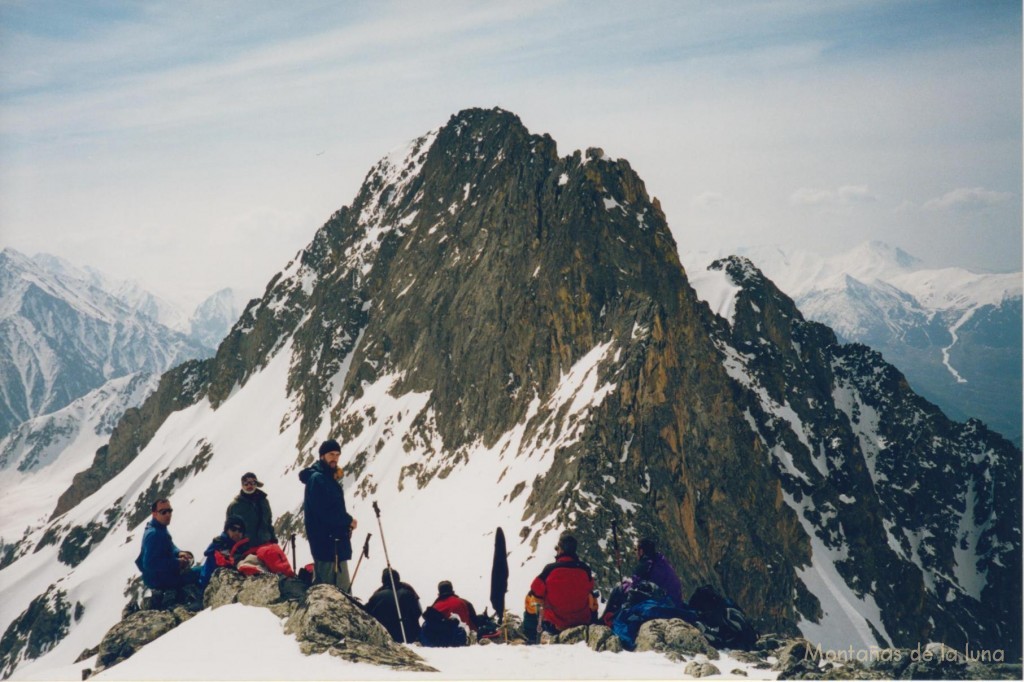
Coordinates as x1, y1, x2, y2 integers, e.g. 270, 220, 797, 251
0, 108, 1019, 678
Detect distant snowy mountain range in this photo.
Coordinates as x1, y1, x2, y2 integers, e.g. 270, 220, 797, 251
683, 242, 1022, 445
0, 248, 243, 441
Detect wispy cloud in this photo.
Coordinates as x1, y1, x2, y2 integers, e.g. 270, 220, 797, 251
691, 191, 724, 208
923, 187, 1013, 211
0, 0, 1019, 300
790, 185, 877, 207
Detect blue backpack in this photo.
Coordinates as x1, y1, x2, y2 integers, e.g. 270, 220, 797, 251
611, 580, 700, 650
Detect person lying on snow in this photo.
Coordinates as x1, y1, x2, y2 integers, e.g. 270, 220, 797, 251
523, 532, 597, 642
365, 568, 422, 643
198, 515, 250, 589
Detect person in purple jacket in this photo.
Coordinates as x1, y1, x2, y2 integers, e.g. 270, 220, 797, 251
632, 538, 684, 608
600, 537, 685, 625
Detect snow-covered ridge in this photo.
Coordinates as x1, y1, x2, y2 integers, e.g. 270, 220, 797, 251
683, 242, 1022, 443
683, 242, 1021, 314
0, 372, 159, 555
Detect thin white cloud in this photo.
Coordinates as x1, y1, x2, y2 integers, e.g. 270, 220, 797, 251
923, 187, 1013, 211
837, 185, 876, 203
790, 185, 877, 207
790, 187, 836, 206
1, 1, 1019, 299
690, 191, 724, 208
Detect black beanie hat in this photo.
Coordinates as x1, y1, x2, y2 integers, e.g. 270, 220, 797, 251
225, 515, 246, 533
438, 580, 454, 597
319, 439, 341, 457
382, 568, 400, 585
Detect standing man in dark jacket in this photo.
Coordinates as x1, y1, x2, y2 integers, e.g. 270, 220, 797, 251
365, 568, 422, 643
527, 532, 596, 636
226, 472, 276, 548
136, 498, 200, 590
299, 439, 357, 591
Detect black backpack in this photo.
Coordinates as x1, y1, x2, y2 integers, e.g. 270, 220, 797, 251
420, 607, 468, 647
688, 585, 758, 650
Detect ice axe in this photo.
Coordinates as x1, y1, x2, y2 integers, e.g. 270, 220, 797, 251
349, 532, 372, 589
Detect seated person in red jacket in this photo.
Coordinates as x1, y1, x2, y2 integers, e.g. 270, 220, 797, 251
431, 580, 478, 632
528, 533, 596, 636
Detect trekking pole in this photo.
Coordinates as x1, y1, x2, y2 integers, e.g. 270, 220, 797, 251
350, 533, 372, 589
290, 533, 297, 572
373, 501, 408, 644
611, 519, 624, 583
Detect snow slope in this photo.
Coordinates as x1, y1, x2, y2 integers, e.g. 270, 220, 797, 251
13, 603, 773, 681
0, 372, 159, 551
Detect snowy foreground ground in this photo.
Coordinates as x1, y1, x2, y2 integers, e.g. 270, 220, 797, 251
13, 604, 778, 681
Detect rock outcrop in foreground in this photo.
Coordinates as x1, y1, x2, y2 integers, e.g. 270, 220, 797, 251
85, 572, 435, 677
81, 570, 1019, 680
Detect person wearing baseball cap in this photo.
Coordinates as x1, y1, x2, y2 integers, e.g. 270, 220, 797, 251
226, 472, 277, 548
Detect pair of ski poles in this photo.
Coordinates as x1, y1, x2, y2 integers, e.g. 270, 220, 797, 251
345, 501, 408, 644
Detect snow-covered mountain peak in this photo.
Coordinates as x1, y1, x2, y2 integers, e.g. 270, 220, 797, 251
189, 288, 242, 349
0, 248, 220, 440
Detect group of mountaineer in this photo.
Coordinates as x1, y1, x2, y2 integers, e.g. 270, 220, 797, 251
135, 438, 756, 649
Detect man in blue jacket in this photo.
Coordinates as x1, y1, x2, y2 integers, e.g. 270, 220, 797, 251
299, 439, 357, 592
135, 498, 200, 590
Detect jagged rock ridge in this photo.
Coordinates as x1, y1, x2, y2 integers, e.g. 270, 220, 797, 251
686, 243, 1023, 446
0, 108, 1018, 678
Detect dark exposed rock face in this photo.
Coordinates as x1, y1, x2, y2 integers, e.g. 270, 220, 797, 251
0, 587, 72, 678
708, 256, 1021, 654
44, 107, 1021, 660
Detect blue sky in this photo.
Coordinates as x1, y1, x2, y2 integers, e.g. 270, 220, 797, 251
1, 0, 1020, 305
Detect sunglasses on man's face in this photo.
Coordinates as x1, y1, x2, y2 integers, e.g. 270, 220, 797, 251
156, 508, 173, 515
242, 480, 257, 486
